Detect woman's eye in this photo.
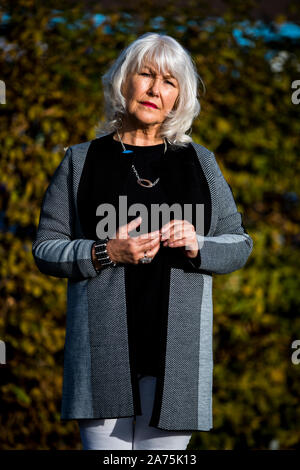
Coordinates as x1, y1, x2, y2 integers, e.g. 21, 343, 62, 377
140, 73, 174, 86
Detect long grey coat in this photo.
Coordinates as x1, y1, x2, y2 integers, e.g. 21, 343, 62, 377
32, 135, 253, 432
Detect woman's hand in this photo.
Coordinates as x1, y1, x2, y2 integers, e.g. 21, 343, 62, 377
104, 216, 161, 265
160, 219, 199, 259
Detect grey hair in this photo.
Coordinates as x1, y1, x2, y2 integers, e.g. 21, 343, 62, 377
95, 32, 205, 148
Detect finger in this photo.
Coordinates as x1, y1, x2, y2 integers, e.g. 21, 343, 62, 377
164, 236, 197, 250
137, 229, 161, 240
136, 239, 161, 261
118, 217, 142, 239
148, 243, 161, 257
172, 226, 194, 241
124, 216, 142, 238
163, 237, 187, 247
162, 228, 195, 244
139, 239, 161, 259
161, 224, 192, 241
136, 238, 161, 252
160, 219, 182, 235
160, 221, 180, 240
132, 232, 160, 247
161, 219, 193, 235
142, 235, 161, 249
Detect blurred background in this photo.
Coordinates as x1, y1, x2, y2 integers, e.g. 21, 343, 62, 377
0, 0, 299, 450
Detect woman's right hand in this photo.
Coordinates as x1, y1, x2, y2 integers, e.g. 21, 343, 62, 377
106, 216, 161, 265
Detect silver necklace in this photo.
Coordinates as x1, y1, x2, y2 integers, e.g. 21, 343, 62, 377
116, 129, 167, 188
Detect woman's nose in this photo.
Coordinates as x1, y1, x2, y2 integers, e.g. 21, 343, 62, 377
148, 78, 160, 95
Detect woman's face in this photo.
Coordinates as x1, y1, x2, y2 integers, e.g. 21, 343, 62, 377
121, 62, 179, 129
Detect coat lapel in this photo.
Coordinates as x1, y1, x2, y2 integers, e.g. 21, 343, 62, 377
159, 141, 211, 236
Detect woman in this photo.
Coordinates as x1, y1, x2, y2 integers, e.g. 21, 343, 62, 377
32, 32, 253, 450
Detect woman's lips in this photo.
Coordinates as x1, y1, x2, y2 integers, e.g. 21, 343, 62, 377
141, 102, 157, 109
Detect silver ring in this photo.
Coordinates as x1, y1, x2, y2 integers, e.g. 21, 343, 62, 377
139, 251, 152, 264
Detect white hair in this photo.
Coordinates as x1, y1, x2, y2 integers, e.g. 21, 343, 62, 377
95, 32, 205, 148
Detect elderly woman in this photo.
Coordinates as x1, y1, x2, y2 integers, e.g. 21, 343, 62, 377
32, 32, 253, 450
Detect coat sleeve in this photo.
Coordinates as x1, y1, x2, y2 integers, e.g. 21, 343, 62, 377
32, 147, 99, 280
184, 151, 253, 274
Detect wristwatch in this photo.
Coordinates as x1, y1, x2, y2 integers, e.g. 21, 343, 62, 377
94, 236, 117, 271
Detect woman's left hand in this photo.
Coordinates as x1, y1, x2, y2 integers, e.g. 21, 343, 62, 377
160, 219, 199, 259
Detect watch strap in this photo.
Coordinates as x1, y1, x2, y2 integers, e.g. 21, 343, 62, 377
94, 236, 117, 270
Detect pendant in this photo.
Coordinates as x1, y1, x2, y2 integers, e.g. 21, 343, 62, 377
137, 178, 154, 188
122, 149, 133, 154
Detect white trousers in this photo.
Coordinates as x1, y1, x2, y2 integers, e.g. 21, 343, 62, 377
78, 375, 193, 450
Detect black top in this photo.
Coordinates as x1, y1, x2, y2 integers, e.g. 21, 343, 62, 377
110, 134, 200, 377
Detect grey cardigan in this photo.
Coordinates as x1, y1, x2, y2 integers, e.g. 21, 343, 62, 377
32, 135, 253, 431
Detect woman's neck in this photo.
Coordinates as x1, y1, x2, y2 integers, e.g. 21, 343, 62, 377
113, 130, 164, 146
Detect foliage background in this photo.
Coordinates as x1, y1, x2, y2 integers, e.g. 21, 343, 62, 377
0, 0, 299, 449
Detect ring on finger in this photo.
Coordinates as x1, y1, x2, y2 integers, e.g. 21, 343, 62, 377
139, 250, 152, 264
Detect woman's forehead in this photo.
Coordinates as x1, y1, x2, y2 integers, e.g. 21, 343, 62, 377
138, 61, 175, 78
